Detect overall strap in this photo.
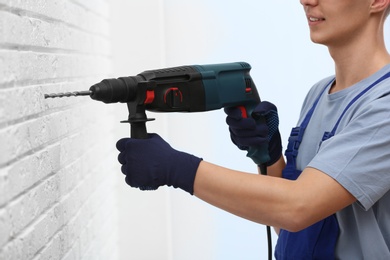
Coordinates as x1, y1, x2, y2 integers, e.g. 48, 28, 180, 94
283, 79, 334, 174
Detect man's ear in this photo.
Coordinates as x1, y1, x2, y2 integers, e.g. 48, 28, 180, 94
370, 0, 390, 14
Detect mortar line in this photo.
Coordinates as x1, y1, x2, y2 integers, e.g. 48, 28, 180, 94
0, 43, 111, 57
67, 0, 110, 20
0, 3, 110, 39
0, 76, 90, 89
0, 73, 113, 90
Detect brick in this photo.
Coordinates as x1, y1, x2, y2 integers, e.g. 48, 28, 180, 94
0, 209, 11, 248
0, 169, 9, 207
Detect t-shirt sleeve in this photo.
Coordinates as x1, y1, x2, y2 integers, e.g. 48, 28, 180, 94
308, 94, 390, 210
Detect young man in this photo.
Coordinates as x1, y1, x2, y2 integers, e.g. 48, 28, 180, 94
117, 0, 390, 258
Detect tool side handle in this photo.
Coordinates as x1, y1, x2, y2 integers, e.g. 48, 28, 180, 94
130, 122, 148, 139
127, 103, 150, 139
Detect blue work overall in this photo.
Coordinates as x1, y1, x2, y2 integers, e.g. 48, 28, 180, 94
274, 71, 390, 260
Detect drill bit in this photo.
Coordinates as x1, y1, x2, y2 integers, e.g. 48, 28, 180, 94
44, 90, 93, 99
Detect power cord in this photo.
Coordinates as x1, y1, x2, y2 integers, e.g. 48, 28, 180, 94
259, 163, 273, 260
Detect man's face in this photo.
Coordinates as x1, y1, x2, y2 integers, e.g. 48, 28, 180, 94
300, 0, 372, 47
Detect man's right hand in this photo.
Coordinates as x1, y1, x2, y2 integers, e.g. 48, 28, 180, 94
224, 101, 282, 166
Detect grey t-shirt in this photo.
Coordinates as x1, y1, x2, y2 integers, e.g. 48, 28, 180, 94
294, 64, 390, 259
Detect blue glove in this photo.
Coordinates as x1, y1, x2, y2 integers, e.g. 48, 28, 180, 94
224, 101, 282, 166
116, 133, 202, 195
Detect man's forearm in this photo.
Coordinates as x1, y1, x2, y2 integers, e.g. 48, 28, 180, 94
193, 160, 296, 230
193, 159, 355, 232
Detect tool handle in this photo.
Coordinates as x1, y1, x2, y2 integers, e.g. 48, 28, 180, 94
130, 122, 148, 139
127, 103, 151, 139
247, 145, 270, 162
239, 105, 271, 172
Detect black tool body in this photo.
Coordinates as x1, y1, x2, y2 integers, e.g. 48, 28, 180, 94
89, 62, 260, 139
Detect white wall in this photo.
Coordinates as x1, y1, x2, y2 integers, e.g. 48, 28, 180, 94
112, 1, 390, 260
0, 0, 118, 259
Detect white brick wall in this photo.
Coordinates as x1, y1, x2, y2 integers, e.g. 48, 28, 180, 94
0, 0, 119, 259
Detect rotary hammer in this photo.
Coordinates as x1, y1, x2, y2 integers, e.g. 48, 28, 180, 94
45, 62, 269, 163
